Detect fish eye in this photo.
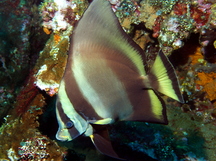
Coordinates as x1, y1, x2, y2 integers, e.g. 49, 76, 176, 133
66, 121, 74, 129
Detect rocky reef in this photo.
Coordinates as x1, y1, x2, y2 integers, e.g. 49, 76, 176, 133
0, 0, 216, 160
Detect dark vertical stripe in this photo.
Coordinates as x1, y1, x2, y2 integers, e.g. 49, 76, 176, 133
63, 61, 103, 122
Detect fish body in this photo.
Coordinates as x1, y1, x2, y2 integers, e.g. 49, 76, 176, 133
55, 0, 184, 159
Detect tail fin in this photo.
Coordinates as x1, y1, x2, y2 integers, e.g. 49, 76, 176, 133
148, 51, 184, 103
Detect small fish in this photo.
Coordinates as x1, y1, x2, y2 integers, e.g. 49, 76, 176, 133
55, 0, 184, 159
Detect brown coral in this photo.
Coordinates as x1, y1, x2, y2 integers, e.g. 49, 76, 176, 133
196, 72, 216, 101
43, 27, 52, 35
189, 46, 204, 65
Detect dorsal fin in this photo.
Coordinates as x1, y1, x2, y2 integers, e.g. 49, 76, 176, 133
71, 0, 147, 76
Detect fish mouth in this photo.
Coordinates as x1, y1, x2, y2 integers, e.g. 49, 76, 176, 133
56, 128, 72, 141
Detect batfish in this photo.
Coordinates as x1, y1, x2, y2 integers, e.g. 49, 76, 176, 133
55, 0, 184, 159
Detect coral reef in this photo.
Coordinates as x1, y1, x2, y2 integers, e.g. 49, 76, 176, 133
110, 0, 141, 32
0, 0, 216, 160
18, 135, 50, 160
35, 0, 89, 96
107, 0, 214, 55
141, 0, 212, 55
0, 0, 31, 124
0, 0, 67, 160
18, 135, 64, 160
40, 0, 87, 33
0, 0, 49, 123
0, 91, 65, 160
196, 72, 216, 101
34, 30, 69, 96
